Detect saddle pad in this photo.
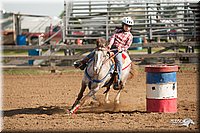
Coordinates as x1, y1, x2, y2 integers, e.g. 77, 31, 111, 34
122, 52, 132, 70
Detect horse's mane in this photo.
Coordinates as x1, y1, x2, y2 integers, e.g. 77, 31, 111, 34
96, 37, 108, 48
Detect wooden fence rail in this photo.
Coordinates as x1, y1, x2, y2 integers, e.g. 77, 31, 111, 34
3, 42, 199, 50
2, 0, 200, 67
2, 42, 199, 68
2, 53, 199, 61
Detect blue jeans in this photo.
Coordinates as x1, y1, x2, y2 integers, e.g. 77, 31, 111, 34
113, 50, 122, 82
85, 50, 95, 60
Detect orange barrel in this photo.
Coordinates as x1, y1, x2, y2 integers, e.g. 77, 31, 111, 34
145, 65, 179, 113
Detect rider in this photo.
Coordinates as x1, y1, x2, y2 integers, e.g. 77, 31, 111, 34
107, 17, 133, 89
74, 17, 134, 88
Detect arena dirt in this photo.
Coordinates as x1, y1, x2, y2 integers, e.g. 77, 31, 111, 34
2, 65, 199, 132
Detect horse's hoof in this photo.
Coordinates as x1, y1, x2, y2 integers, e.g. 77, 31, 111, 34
68, 104, 80, 115
66, 109, 72, 115
105, 100, 111, 104
114, 100, 120, 104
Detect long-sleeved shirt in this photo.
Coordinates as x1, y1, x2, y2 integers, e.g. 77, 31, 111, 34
108, 28, 133, 51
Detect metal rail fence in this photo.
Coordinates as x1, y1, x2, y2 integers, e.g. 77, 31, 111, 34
65, 0, 200, 44
2, 0, 200, 69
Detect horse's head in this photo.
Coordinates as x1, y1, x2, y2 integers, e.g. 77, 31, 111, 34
93, 48, 108, 75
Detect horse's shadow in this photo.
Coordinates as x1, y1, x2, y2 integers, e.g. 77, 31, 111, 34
3, 104, 147, 117
76, 102, 147, 114
3, 106, 68, 117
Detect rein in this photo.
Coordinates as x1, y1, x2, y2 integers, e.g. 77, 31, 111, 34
85, 64, 114, 83
102, 48, 120, 64
84, 48, 115, 83
84, 48, 129, 84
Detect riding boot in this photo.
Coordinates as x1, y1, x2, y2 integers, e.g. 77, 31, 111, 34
113, 71, 119, 90
113, 80, 122, 90
113, 82, 119, 90
74, 57, 89, 70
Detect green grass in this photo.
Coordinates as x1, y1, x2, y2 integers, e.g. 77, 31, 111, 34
129, 47, 199, 53
2, 50, 66, 56
3, 69, 49, 75
2, 63, 197, 75
2, 47, 199, 56
178, 64, 198, 71
3, 50, 28, 55
3, 67, 82, 75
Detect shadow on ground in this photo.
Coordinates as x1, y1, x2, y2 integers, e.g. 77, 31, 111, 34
3, 103, 147, 117
3, 106, 68, 117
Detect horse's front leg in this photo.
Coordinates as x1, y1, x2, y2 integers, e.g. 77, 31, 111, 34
70, 81, 87, 111
69, 86, 99, 114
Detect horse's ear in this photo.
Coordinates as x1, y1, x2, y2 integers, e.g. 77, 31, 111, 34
96, 37, 107, 48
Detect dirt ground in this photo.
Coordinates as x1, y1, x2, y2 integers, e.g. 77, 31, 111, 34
2, 64, 199, 132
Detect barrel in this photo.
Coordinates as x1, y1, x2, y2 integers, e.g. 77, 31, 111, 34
17, 35, 26, 45
28, 49, 40, 65
132, 37, 142, 50
145, 65, 179, 113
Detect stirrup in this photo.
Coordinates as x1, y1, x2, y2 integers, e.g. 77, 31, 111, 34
113, 80, 123, 90
113, 82, 120, 90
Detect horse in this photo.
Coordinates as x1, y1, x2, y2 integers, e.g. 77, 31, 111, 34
69, 47, 137, 114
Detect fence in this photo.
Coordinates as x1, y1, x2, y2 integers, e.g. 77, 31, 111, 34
65, 0, 200, 44
2, 0, 200, 69
3, 41, 199, 68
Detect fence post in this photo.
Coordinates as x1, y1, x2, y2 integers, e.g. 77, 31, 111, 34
148, 15, 152, 54
63, 0, 67, 43
193, 12, 196, 41
106, 0, 110, 41
106, 14, 109, 41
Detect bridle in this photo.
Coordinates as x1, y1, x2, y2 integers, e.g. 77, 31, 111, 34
93, 48, 110, 75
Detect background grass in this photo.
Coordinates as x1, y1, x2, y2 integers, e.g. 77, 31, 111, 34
3, 64, 197, 75
3, 47, 199, 56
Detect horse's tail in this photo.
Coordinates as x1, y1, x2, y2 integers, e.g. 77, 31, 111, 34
128, 62, 138, 80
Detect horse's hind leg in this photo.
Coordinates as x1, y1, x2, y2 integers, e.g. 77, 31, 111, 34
114, 68, 130, 104
114, 89, 122, 104
104, 86, 111, 104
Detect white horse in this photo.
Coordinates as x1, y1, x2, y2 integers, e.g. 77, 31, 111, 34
69, 48, 137, 114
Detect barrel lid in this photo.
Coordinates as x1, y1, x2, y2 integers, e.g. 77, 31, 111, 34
145, 65, 179, 72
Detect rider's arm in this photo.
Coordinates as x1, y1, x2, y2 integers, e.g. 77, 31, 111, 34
123, 34, 133, 51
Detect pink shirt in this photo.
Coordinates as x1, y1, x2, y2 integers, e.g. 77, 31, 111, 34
109, 28, 133, 51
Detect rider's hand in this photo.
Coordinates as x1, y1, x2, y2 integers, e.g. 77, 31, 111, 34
118, 46, 122, 52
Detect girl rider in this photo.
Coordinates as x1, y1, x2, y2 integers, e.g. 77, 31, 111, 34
74, 17, 134, 89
